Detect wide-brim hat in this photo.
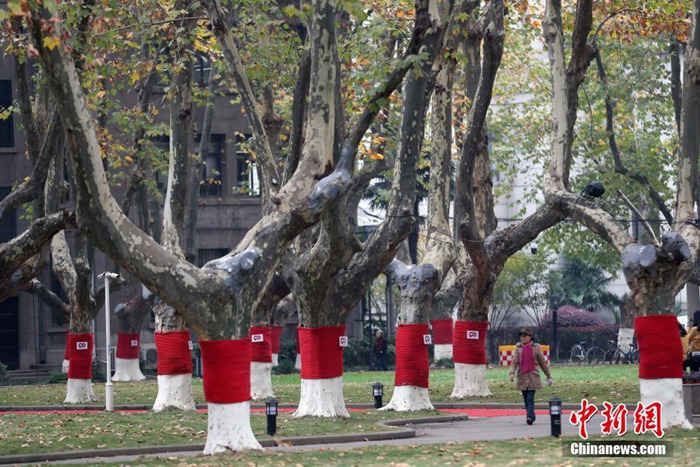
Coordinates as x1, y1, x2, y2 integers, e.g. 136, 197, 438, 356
518, 328, 533, 337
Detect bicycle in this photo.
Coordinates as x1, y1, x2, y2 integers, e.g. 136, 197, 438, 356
586, 344, 606, 365
612, 342, 639, 364
603, 340, 618, 364
569, 340, 605, 365
569, 341, 587, 365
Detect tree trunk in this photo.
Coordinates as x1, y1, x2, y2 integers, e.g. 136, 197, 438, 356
380, 261, 439, 411
152, 304, 195, 411
112, 289, 151, 382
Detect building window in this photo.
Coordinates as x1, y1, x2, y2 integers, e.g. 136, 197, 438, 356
196, 134, 225, 197
197, 248, 230, 267
236, 134, 259, 196
0, 187, 16, 242
49, 271, 69, 327
151, 135, 170, 194
0, 80, 14, 148
193, 53, 211, 87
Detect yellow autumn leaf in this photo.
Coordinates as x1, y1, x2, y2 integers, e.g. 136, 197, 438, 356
43, 36, 61, 51
125, 156, 134, 164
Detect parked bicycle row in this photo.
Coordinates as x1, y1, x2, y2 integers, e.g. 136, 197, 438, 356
568, 340, 638, 365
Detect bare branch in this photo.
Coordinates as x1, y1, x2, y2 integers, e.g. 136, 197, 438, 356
202, 0, 280, 196
617, 189, 659, 246
338, 0, 433, 172
593, 50, 673, 226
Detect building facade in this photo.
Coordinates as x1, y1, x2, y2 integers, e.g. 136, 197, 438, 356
0, 47, 262, 371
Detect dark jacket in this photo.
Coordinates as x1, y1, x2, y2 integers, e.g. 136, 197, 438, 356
509, 342, 551, 391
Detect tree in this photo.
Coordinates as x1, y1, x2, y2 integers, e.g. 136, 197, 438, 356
449, 0, 593, 398
541, 0, 699, 428
18, 0, 352, 453
277, 0, 435, 418
548, 256, 619, 314
491, 253, 551, 332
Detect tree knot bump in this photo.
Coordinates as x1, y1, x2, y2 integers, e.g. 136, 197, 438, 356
661, 232, 691, 264
309, 169, 350, 207
203, 248, 262, 293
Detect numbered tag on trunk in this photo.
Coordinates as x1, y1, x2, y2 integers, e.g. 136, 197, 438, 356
423, 334, 433, 345
251, 334, 264, 343
188, 340, 194, 350
76, 341, 88, 351
339, 336, 348, 347
130, 339, 138, 347
466, 330, 480, 340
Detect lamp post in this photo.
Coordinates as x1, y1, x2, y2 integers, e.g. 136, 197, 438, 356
549, 396, 562, 437
266, 397, 278, 436
371, 382, 384, 409
98, 272, 120, 412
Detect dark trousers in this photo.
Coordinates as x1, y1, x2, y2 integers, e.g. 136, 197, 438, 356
685, 358, 700, 372
522, 390, 536, 421
375, 353, 387, 371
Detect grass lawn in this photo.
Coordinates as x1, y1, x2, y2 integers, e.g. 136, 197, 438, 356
0, 365, 640, 407
0, 409, 444, 456
92, 428, 699, 466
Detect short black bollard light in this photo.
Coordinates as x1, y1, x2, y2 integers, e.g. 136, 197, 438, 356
266, 397, 278, 436
549, 396, 562, 438
372, 382, 384, 409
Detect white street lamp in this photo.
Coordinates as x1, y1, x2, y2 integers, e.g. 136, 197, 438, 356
98, 272, 120, 411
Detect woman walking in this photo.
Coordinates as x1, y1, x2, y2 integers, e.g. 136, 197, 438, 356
509, 327, 552, 425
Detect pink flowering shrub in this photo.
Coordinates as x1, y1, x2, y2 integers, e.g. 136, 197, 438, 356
541, 305, 605, 328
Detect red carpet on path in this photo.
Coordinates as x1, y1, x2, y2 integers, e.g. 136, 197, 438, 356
438, 408, 571, 417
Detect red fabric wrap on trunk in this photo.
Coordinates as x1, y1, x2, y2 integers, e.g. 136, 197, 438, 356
68, 333, 93, 379
116, 332, 140, 359
155, 331, 193, 376
271, 325, 283, 354
394, 324, 430, 388
200, 339, 251, 404
63, 331, 70, 360
250, 326, 272, 363
430, 319, 453, 345
635, 315, 683, 379
453, 321, 488, 365
299, 326, 345, 379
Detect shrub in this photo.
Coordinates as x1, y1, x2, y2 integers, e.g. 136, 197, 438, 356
272, 358, 298, 375
48, 372, 68, 384
433, 358, 454, 369
0, 361, 7, 383
542, 305, 605, 328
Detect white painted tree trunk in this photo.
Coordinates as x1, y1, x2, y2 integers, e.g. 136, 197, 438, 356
294, 354, 301, 371
112, 358, 146, 382
293, 377, 349, 418
250, 362, 274, 400
64, 378, 96, 403
450, 363, 492, 398
203, 402, 262, 454
640, 379, 692, 429
152, 374, 196, 411
618, 328, 635, 352
380, 385, 434, 412
272, 354, 279, 366
62, 359, 69, 374
434, 344, 452, 361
